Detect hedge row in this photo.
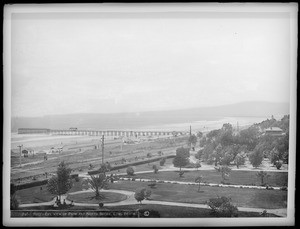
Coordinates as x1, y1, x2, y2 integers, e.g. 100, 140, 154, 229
15, 174, 79, 190
88, 155, 175, 175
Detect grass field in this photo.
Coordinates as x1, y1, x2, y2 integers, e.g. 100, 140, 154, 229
123, 170, 288, 187
67, 191, 127, 204
15, 178, 86, 204
15, 186, 55, 204
15, 170, 288, 209
109, 181, 287, 209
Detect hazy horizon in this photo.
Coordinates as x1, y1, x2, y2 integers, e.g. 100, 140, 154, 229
11, 100, 289, 118
11, 9, 290, 117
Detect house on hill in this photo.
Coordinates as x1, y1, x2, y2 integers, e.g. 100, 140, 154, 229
264, 127, 284, 136
22, 148, 35, 157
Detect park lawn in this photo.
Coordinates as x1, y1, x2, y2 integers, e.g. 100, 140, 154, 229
16, 204, 279, 218
126, 170, 288, 187
67, 191, 127, 204
15, 185, 55, 204
109, 181, 287, 209
15, 179, 85, 204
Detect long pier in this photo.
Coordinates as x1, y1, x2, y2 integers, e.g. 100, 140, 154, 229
18, 128, 182, 137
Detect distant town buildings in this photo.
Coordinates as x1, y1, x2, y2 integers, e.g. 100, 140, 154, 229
264, 127, 284, 136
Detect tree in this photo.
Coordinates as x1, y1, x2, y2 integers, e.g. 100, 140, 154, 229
173, 147, 190, 173
86, 173, 108, 198
173, 156, 189, 172
195, 149, 204, 160
10, 183, 19, 210
268, 148, 280, 165
219, 146, 235, 166
47, 161, 73, 201
275, 161, 282, 170
219, 144, 247, 166
234, 152, 246, 169
211, 144, 223, 166
197, 131, 203, 139
217, 125, 234, 147
188, 134, 197, 149
236, 126, 260, 151
207, 196, 238, 217
215, 166, 232, 183
195, 161, 201, 170
99, 163, 111, 174
199, 136, 207, 147
134, 188, 151, 204
152, 165, 159, 174
256, 171, 270, 186
195, 176, 203, 192
126, 166, 135, 176
159, 158, 166, 166
249, 147, 264, 168
176, 147, 190, 158
202, 141, 217, 163
207, 129, 221, 140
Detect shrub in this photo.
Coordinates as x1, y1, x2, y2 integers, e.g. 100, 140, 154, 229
195, 149, 204, 160
207, 196, 238, 217
10, 194, 19, 210
275, 161, 282, 170
179, 171, 185, 177
280, 186, 288, 191
126, 167, 135, 176
148, 183, 157, 189
152, 165, 159, 174
74, 176, 80, 182
159, 158, 166, 166
256, 171, 269, 186
147, 153, 152, 158
249, 149, 264, 168
134, 188, 151, 203
195, 161, 201, 170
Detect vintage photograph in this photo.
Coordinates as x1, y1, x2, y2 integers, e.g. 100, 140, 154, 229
3, 3, 297, 227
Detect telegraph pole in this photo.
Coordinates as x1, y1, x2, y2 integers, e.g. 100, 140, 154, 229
101, 135, 104, 164
120, 136, 123, 152
17, 144, 23, 167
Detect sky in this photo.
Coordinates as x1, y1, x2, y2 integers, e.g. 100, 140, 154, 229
10, 9, 291, 117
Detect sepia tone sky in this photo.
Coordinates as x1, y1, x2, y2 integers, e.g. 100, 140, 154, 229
10, 9, 291, 117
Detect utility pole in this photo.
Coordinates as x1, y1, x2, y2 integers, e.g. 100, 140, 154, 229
120, 136, 123, 152
17, 144, 23, 167
101, 135, 104, 164
189, 125, 192, 149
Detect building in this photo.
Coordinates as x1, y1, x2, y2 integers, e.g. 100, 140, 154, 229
22, 148, 35, 157
265, 127, 284, 136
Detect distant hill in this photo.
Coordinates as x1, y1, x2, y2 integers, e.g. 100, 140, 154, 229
11, 101, 289, 132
